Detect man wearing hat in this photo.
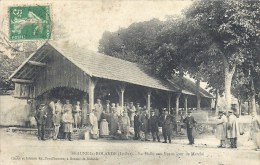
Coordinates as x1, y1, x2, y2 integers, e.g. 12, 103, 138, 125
35, 103, 48, 140
94, 99, 103, 125
52, 103, 62, 140
150, 110, 160, 142
62, 100, 74, 141
140, 109, 150, 141
159, 109, 174, 143
183, 110, 197, 145
226, 108, 240, 148
119, 111, 130, 139
89, 109, 99, 139
128, 102, 136, 127
215, 110, 227, 147
133, 110, 141, 140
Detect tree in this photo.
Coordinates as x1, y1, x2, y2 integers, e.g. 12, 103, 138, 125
185, 0, 260, 111
98, 18, 163, 65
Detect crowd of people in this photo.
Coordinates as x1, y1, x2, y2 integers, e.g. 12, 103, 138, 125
25, 98, 260, 150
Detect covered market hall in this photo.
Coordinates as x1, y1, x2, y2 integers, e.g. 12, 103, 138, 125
9, 41, 213, 122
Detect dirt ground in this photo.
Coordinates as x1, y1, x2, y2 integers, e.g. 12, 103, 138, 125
0, 128, 259, 165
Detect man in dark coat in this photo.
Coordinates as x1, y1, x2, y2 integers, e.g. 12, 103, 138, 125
133, 111, 141, 140
35, 104, 48, 140
150, 110, 160, 142
140, 110, 150, 141
160, 109, 174, 143
183, 111, 197, 145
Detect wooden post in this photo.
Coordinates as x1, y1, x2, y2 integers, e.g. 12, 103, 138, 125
184, 95, 188, 114
167, 93, 172, 113
116, 83, 126, 107
146, 89, 152, 115
175, 93, 181, 119
88, 78, 97, 111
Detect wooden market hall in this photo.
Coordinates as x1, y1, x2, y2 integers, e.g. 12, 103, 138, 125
9, 41, 213, 118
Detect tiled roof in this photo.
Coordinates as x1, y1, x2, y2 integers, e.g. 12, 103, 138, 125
49, 42, 177, 92
169, 76, 213, 98
9, 41, 213, 98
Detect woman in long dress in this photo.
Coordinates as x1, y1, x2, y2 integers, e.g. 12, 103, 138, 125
99, 110, 109, 137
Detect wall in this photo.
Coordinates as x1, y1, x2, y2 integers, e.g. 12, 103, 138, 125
0, 95, 27, 126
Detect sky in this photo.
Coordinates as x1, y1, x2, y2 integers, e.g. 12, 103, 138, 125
0, 0, 193, 51
1, 0, 209, 88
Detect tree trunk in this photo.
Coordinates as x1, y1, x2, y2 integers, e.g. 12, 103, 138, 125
248, 101, 251, 115
196, 79, 201, 111
250, 76, 257, 113
238, 99, 241, 116
215, 89, 219, 115
223, 59, 236, 113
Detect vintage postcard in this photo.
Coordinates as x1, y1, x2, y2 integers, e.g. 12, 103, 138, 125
0, 0, 259, 165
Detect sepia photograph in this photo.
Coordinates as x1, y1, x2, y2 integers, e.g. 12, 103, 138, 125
0, 0, 259, 165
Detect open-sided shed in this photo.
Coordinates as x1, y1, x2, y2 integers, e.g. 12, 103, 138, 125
9, 41, 213, 116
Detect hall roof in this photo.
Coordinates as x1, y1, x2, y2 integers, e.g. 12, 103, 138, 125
9, 41, 212, 98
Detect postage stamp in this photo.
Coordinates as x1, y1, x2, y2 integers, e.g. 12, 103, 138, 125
9, 5, 51, 40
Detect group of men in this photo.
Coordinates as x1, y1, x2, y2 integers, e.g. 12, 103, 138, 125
215, 107, 260, 150
32, 97, 198, 145
215, 108, 243, 148
35, 99, 89, 141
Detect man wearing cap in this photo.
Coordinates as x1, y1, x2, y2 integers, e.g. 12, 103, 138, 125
119, 111, 130, 139
159, 109, 174, 143
128, 102, 136, 127
226, 108, 240, 148
89, 109, 99, 139
150, 110, 160, 142
215, 111, 227, 147
183, 111, 197, 145
94, 99, 103, 126
62, 100, 74, 141
53, 103, 62, 140
35, 103, 48, 140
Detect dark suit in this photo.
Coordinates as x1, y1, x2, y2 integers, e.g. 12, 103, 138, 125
140, 114, 150, 140
35, 105, 48, 140
160, 114, 174, 143
134, 114, 141, 139
150, 115, 160, 142
183, 115, 197, 144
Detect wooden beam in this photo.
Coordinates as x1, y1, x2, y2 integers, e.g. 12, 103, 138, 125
88, 78, 98, 111
167, 93, 172, 113
28, 61, 46, 67
12, 78, 33, 83
184, 95, 188, 114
